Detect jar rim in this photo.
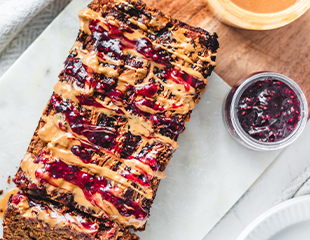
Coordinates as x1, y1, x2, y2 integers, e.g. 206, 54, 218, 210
229, 72, 308, 151
208, 0, 310, 30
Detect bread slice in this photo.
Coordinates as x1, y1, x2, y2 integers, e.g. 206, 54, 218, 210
6, 0, 218, 238
3, 191, 139, 240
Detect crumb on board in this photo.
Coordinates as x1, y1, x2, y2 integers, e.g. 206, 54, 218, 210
7, 176, 11, 184
0, 190, 3, 195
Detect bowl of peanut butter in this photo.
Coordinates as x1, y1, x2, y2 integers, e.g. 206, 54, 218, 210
208, 0, 310, 30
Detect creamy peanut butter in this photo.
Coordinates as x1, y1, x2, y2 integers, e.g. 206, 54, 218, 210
230, 0, 297, 13
0, 189, 19, 219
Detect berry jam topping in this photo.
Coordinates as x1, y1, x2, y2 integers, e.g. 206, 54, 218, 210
119, 131, 142, 159
76, 95, 106, 109
168, 69, 205, 91
128, 143, 161, 172
64, 54, 94, 89
152, 115, 185, 136
88, 18, 205, 91
89, 19, 171, 66
71, 145, 92, 163
51, 95, 117, 149
95, 76, 116, 93
237, 78, 301, 142
76, 215, 99, 231
11, 191, 26, 205
64, 55, 118, 94
135, 83, 159, 98
35, 155, 149, 220
134, 98, 164, 112
50, 95, 167, 173
106, 89, 123, 102
122, 170, 152, 187
61, 20, 205, 139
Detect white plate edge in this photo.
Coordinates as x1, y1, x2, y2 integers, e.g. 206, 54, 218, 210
236, 195, 310, 240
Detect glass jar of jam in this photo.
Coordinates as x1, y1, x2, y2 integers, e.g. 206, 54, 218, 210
223, 72, 308, 151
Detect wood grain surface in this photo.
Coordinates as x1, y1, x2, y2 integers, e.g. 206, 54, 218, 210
144, 0, 310, 113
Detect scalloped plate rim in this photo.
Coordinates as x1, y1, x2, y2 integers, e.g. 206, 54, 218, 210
237, 195, 310, 240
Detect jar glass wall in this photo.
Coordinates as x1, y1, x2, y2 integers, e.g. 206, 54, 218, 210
223, 72, 308, 151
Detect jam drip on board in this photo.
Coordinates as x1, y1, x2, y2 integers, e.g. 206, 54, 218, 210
237, 78, 301, 142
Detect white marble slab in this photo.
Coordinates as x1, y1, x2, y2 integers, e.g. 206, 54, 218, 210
0, 0, 283, 239
203, 114, 310, 240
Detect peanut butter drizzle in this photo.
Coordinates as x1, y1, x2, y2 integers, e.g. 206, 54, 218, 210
78, 8, 213, 81
53, 81, 179, 149
78, 8, 99, 35
72, 42, 120, 78
171, 62, 205, 81
95, 195, 145, 229
76, 8, 204, 114
122, 20, 215, 74
38, 114, 153, 199
143, 63, 196, 115
70, 42, 194, 117
170, 28, 217, 68
121, 12, 216, 70
20, 154, 107, 221
118, 67, 148, 86
14, 195, 99, 234
0, 188, 19, 219
21, 157, 146, 229
21, 153, 41, 185
54, 82, 173, 167
127, 18, 149, 32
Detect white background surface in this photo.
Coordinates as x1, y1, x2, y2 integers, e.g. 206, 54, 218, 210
0, 0, 309, 239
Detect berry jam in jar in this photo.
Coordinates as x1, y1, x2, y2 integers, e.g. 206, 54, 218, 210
223, 72, 308, 151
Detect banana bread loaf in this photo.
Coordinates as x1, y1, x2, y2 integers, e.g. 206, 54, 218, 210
3, 0, 218, 238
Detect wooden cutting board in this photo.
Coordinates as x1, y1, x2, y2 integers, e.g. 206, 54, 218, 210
145, 0, 310, 112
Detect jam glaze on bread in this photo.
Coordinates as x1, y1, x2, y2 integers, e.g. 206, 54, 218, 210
7, 0, 218, 238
